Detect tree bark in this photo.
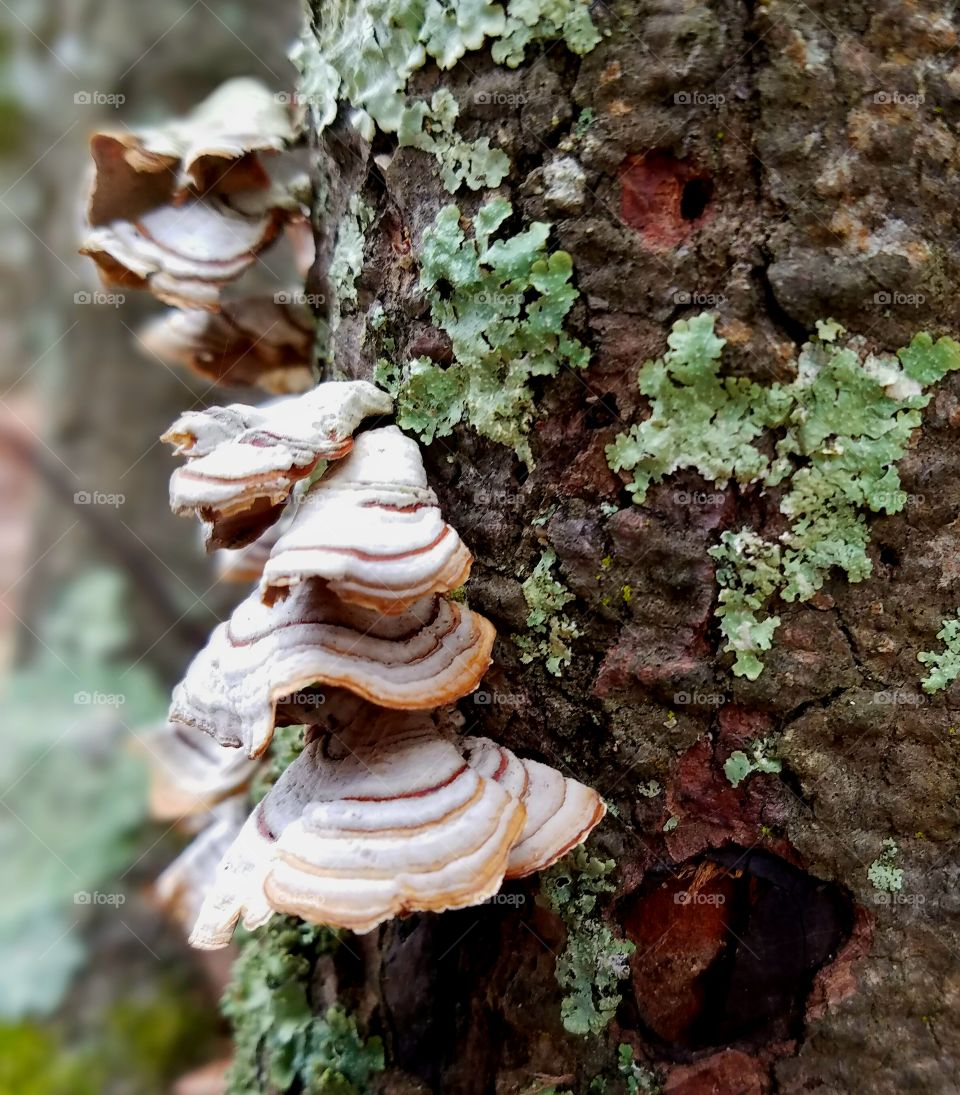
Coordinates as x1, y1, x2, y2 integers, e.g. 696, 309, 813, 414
303, 2, 960, 1092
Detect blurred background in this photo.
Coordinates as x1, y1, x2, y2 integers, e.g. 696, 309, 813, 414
0, 1, 301, 1090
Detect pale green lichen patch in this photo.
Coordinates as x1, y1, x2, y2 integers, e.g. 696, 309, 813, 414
867, 839, 904, 893
723, 736, 781, 788
328, 194, 374, 334
514, 547, 580, 675
617, 1045, 662, 1094
608, 314, 960, 678
295, 0, 599, 191
222, 918, 383, 1094
918, 611, 960, 693
541, 847, 634, 1037
374, 197, 588, 463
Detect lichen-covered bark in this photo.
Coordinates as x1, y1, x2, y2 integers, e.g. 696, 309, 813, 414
306, 2, 960, 1091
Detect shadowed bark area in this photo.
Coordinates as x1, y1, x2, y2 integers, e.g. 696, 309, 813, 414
305, 1, 960, 1091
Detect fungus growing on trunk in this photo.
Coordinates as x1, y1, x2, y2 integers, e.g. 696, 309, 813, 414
162, 380, 393, 549
261, 425, 473, 612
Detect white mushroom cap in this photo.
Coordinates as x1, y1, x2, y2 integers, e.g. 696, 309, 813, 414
162, 381, 394, 549
188, 707, 525, 947
463, 737, 606, 878
144, 720, 260, 820
169, 582, 495, 758
261, 426, 472, 612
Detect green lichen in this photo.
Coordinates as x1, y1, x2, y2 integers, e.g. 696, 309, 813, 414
617, 1045, 662, 1094
398, 88, 509, 191
296, 0, 599, 191
918, 610, 960, 693
328, 194, 374, 333
514, 548, 580, 675
608, 314, 960, 678
723, 736, 781, 788
867, 839, 904, 893
223, 917, 383, 1094
541, 847, 634, 1037
374, 197, 588, 463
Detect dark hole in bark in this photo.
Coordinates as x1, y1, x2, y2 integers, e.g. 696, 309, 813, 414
879, 544, 901, 567
680, 176, 714, 221
620, 846, 854, 1057
584, 393, 620, 429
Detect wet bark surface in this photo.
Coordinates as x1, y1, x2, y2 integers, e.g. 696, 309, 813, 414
312, 1, 960, 1092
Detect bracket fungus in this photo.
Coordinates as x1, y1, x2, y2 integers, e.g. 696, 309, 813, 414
146, 719, 260, 820
81, 78, 303, 311
261, 425, 473, 612
168, 584, 495, 757
162, 380, 393, 549
138, 294, 316, 393
155, 798, 248, 931
189, 708, 526, 947
463, 737, 606, 878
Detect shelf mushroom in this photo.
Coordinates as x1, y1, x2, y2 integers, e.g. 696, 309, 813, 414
81, 78, 299, 311
168, 582, 495, 757
261, 425, 473, 612
145, 720, 261, 820
189, 707, 526, 947
463, 737, 606, 878
138, 294, 316, 393
162, 380, 393, 549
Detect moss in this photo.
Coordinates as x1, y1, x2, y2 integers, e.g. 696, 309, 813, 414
375, 197, 588, 464
296, 0, 599, 192
723, 736, 781, 788
608, 314, 960, 678
223, 917, 383, 1094
514, 548, 580, 675
867, 839, 904, 893
540, 847, 634, 1037
918, 610, 960, 693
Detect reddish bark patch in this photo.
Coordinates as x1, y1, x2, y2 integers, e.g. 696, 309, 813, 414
663, 1049, 771, 1095
619, 153, 714, 250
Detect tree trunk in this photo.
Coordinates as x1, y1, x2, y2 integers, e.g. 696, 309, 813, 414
298, 1, 960, 1092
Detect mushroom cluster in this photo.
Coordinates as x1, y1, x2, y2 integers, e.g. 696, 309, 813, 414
78, 77, 604, 948
152, 387, 605, 946
79, 78, 316, 393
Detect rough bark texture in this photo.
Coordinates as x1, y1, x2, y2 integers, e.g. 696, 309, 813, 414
305, 2, 960, 1092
